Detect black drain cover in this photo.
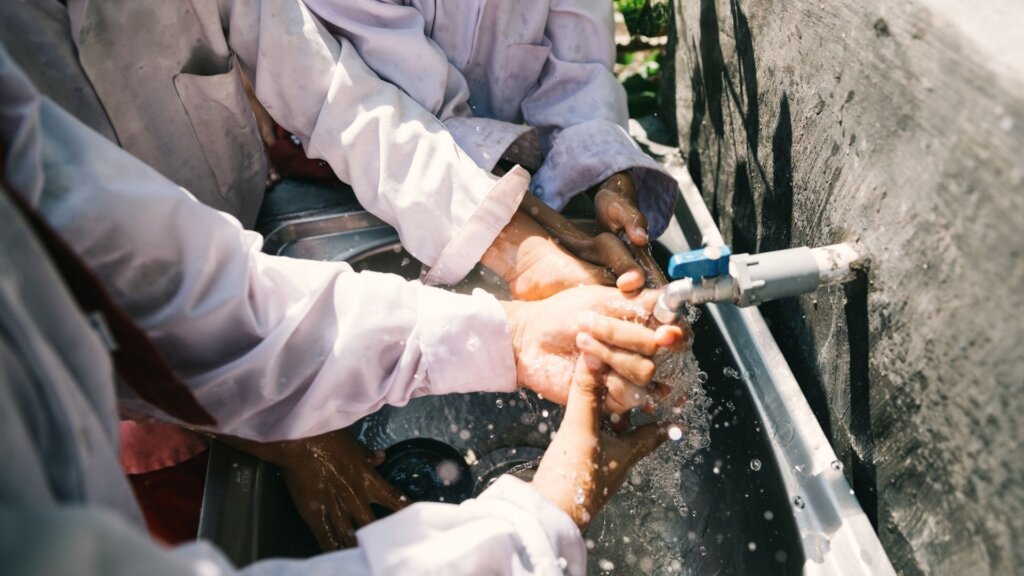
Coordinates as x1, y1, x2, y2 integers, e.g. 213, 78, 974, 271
377, 438, 473, 505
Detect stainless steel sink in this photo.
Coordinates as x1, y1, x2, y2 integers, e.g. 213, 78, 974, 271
198, 172, 892, 574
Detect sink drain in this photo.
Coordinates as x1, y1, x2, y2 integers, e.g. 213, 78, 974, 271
377, 438, 473, 504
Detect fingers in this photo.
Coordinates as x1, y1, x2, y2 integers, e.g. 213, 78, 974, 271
345, 491, 378, 528
654, 324, 687, 348
577, 332, 655, 387
629, 242, 668, 287
589, 232, 645, 292
591, 288, 661, 322
594, 188, 648, 247
581, 313, 683, 355
603, 372, 648, 412
371, 479, 411, 512
561, 348, 606, 434
329, 495, 360, 549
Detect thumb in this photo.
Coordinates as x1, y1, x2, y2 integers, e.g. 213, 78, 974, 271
596, 191, 649, 247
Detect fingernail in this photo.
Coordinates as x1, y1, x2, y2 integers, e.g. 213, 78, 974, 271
635, 226, 648, 241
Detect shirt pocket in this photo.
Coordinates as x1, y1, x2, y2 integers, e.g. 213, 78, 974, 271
173, 56, 266, 214
493, 43, 551, 121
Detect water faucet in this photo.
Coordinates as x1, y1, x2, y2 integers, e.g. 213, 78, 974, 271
653, 243, 869, 324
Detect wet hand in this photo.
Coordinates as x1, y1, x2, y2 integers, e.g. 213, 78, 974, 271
502, 286, 687, 412
225, 430, 409, 550
483, 209, 617, 301
530, 351, 666, 530
280, 430, 408, 550
592, 173, 673, 287
519, 195, 650, 293
593, 172, 648, 247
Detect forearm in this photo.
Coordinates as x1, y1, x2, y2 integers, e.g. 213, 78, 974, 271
29, 92, 517, 441
220, 0, 526, 285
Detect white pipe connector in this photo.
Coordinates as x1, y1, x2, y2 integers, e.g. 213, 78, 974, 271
654, 242, 869, 324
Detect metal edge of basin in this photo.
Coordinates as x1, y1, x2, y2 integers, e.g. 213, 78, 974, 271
651, 149, 895, 575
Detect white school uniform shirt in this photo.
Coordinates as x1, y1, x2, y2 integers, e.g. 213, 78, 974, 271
301, 0, 678, 237
0, 43, 585, 575
1, 0, 530, 284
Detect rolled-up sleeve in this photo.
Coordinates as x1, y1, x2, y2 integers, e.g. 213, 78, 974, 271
523, 0, 677, 237
24, 88, 517, 442
221, 0, 525, 285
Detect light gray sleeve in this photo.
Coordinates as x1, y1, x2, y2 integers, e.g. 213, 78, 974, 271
523, 0, 677, 238
219, 0, 527, 285
0, 43, 517, 443
0, 477, 585, 576
0, 506, 372, 576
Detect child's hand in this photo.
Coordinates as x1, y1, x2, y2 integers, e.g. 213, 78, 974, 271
530, 351, 666, 530
593, 172, 649, 247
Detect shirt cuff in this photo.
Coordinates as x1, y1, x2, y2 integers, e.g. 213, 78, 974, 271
532, 119, 678, 238
446, 117, 536, 172
478, 476, 588, 576
418, 285, 517, 395
422, 165, 529, 286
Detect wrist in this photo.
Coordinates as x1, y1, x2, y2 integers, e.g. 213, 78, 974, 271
499, 300, 526, 381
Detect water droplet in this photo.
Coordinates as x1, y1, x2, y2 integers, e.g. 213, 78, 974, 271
495, 398, 504, 408
748, 541, 757, 552
699, 545, 708, 556
538, 422, 549, 434
750, 458, 762, 471
575, 487, 585, 505
458, 429, 471, 441
557, 557, 568, 570
466, 334, 480, 352
764, 510, 774, 521
437, 460, 461, 485
597, 558, 615, 571
668, 426, 683, 441
793, 495, 806, 510
585, 538, 596, 550
775, 550, 788, 563
831, 460, 844, 471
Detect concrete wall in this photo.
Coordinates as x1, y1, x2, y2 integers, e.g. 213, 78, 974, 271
666, 1, 1024, 573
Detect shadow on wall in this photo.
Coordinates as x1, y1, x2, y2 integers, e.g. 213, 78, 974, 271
681, 0, 878, 528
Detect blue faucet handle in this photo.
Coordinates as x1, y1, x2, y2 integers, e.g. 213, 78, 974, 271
666, 246, 732, 279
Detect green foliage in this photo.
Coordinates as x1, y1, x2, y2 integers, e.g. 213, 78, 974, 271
616, 0, 670, 38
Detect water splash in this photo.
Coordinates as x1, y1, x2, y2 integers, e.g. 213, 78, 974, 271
585, 346, 713, 573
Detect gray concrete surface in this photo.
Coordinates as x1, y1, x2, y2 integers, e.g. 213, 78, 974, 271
665, 1, 1024, 573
